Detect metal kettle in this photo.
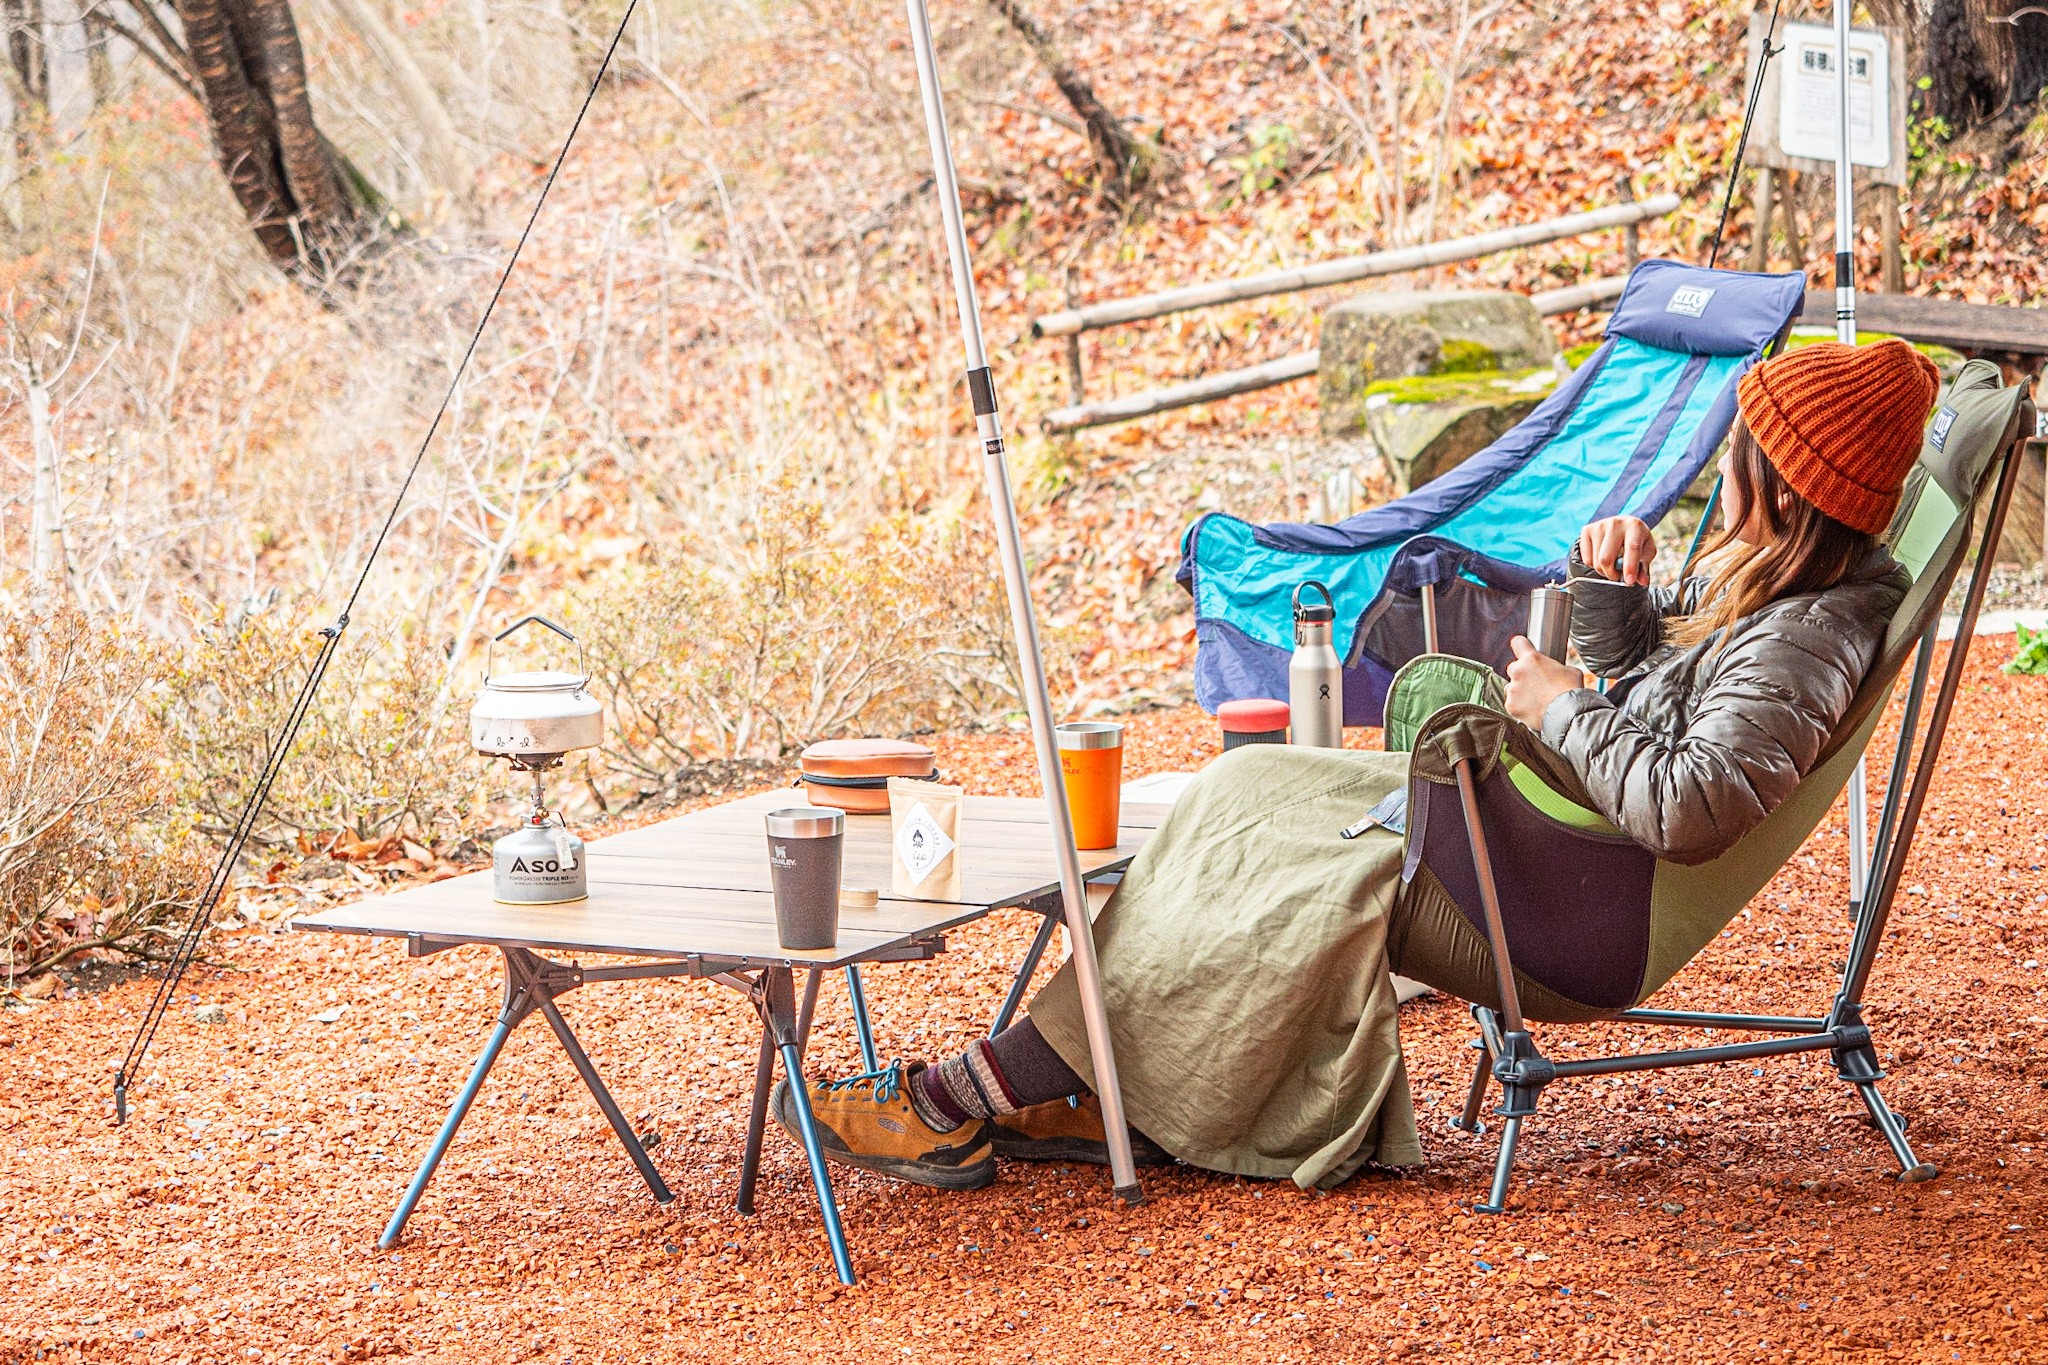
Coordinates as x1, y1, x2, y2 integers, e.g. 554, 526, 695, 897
467, 616, 603, 763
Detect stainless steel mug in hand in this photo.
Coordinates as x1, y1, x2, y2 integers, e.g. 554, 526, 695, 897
765, 807, 844, 950
1527, 584, 1573, 661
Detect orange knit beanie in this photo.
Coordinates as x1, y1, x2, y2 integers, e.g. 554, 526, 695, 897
1734, 338, 1941, 535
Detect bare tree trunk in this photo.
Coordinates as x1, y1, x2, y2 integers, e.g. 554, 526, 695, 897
985, 0, 1158, 203
323, 0, 470, 208
27, 377, 66, 598
1924, 0, 2048, 132
83, 3, 115, 107
4, 0, 47, 162
2012, 12, 2048, 108
172, 0, 386, 284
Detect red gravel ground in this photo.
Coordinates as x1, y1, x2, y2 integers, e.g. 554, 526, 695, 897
5, 642, 2047, 1364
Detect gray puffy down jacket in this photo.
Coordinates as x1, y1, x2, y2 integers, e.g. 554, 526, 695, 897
1539, 545, 1909, 864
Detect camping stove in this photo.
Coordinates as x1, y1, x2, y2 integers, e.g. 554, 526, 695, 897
468, 616, 603, 905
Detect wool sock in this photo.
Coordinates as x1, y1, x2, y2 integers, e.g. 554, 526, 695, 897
908, 1018, 1086, 1132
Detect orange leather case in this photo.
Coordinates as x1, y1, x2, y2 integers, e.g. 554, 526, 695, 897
799, 739, 939, 813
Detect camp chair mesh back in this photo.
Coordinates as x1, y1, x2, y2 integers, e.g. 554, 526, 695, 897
1178, 259, 1808, 726
1398, 359, 2034, 1213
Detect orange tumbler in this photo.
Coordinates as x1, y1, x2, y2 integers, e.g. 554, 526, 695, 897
1056, 721, 1124, 851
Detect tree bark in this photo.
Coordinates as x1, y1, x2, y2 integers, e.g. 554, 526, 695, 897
4, 0, 46, 108
4, 0, 47, 163
1925, 0, 2048, 132
2012, 11, 2048, 108
986, 0, 1158, 203
171, 0, 384, 284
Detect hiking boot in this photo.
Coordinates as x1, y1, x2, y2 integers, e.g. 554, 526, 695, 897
772, 1062, 995, 1191
986, 1095, 1176, 1167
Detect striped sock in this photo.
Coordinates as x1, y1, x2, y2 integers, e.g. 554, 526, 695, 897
909, 1041, 1020, 1131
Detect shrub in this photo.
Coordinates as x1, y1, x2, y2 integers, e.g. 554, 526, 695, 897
579, 489, 1071, 785
157, 602, 478, 848
0, 605, 208, 981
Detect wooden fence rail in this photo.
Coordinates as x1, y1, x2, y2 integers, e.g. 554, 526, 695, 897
1041, 276, 1630, 434
1030, 196, 1678, 339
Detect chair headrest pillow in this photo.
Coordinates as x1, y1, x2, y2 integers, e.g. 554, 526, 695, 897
1605, 259, 1809, 358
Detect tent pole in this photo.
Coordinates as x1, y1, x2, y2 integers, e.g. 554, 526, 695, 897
1834, 0, 1871, 909
900, 0, 1143, 1202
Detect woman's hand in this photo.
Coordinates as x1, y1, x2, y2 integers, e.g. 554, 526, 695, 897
1578, 515, 1657, 586
1505, 635, 1585, 730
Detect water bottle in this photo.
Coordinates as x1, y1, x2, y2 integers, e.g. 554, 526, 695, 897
1289, 580, 1343, 748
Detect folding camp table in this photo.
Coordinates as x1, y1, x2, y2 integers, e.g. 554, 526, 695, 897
292, 789, 1166, 1285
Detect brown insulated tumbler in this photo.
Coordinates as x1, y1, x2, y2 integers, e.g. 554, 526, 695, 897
765, 807, 844, 950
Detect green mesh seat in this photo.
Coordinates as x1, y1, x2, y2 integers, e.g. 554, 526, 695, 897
1398, 359, 2036, 1213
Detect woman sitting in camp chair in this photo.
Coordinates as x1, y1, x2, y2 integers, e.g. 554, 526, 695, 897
776, 339, 1940, 1191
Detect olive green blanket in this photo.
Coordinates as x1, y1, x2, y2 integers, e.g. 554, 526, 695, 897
1028, 744, 1425, 1188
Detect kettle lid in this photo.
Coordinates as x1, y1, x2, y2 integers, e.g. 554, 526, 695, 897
482, 668, 588, 693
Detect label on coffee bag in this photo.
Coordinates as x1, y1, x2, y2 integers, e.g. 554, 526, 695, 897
895, 802, 955, 887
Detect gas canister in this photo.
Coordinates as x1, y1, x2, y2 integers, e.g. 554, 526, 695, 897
492, 813, 588, 905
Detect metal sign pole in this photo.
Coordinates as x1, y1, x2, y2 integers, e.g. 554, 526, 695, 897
900, 0, 1143, 1201
1834, 0, 1870, 907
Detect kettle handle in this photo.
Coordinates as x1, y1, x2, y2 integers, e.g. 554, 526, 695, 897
1292, 580, 1334, 614
484, 615, 587, 686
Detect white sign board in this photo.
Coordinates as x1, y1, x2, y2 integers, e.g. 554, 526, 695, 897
1776, 23, 1892, 169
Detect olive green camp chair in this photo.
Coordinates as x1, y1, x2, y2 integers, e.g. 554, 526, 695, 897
1399, 359, 2037, 1213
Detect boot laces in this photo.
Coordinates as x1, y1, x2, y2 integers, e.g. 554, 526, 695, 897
823, 1061, 904, 1105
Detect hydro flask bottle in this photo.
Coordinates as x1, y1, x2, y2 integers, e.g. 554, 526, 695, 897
1289, 580, 1344, 749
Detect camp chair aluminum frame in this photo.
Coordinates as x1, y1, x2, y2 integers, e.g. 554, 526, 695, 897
1432, 379, 2035, 1215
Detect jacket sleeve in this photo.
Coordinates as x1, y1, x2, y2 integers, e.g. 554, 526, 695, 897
1537, 609, 1874, 865
1564, 548, 1706, 678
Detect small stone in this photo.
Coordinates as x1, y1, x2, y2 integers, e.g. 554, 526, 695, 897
310, 1006, 346, 1024
1661, 1202, 1685, 1216
194, 1003, 226, 1024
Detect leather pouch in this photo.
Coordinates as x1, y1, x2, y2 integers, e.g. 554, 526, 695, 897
798, 738, 940, 813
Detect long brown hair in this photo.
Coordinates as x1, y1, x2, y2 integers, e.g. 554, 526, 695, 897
1666, 421, 1877, 650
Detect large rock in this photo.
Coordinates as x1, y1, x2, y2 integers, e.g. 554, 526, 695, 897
1362, 367, 1563, 494
1318, 290, 1558, 438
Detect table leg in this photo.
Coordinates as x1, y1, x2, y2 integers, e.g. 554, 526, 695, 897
844, 966, 880, 1072
736, 1023, 775, 1216
796, 967, 823, 1056
536, 996, 674, 1205
762, 966, 856, 1286
380, 994, 524, 1249
991, 910, 1059, 1037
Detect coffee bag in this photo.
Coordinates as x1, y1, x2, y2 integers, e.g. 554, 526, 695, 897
888, 777, 963, 901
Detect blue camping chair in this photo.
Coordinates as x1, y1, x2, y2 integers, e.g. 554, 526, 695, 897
1177, 260, 1809, 726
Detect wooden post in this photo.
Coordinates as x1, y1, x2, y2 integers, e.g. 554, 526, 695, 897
1062, 273, 1084, 405
1781, 172, 1804, 273
1746, 167, 1774, 272
1618, 174, 1639, 268
1878, 183, 1904, 293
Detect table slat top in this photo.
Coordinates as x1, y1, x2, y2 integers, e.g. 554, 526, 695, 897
295, 869, 988, 968
293, 789, 1166, 965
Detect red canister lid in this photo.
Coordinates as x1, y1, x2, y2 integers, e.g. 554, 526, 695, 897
1218, 698, 1291, 733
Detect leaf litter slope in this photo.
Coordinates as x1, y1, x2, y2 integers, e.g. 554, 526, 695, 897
4, 644, 2047, 1363
10, 0, 2048, 1357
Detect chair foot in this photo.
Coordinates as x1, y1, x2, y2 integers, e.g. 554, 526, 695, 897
1855, 1081, 1938, 1185
1475, 1115, 1522, 1215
